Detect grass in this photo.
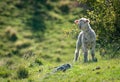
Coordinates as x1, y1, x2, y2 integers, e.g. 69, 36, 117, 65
41, 57, 120, 82
0, 1, 120, 82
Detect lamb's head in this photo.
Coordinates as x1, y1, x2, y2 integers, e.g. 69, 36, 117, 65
74, 18, 90, 31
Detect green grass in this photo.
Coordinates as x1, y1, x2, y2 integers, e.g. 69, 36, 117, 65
0, 1, 120, 82
40, 57, 120, 82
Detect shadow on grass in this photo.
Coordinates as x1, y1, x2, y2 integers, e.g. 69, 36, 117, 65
26, 1, 47, 41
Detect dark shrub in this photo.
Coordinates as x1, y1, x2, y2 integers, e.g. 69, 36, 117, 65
35, 59, 43, 66
59, 4, 70, 14
17, 67, 28, 79
56, 57, 61, 62
5, 27, 18, 41
0, 67, 11, 78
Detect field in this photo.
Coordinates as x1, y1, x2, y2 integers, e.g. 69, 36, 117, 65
0, 0, 120, 82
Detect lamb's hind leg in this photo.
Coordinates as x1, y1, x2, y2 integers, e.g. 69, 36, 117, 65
91, 48, 95, 61
90, 44, 97, 62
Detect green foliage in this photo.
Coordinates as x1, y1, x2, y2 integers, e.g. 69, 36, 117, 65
59, 4, 70, 14
42, 58, 120, 82
17, 66, 29, 79
64, 24, 80, 39
35, 58, 43, 66
5, 27, 18, 41
0, 67, 11, 78
0, 0, 120, 81
76, 0, 120, 57
15, 40, 31, 49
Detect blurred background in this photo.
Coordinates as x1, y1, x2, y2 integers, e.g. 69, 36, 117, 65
0, 0, 120, 81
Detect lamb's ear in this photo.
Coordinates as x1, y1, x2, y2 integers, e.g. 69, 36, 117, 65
85, 19, 90, 23
74, 20, 79, 24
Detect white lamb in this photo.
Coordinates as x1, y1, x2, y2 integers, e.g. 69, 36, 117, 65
74, 18, 97, 62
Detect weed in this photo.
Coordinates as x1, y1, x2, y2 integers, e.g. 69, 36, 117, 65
0, 67, 11, 78
5, 27, 18, 41
56, 57, 61, 62
17, 66, 29, 79
35, 58, 43, 66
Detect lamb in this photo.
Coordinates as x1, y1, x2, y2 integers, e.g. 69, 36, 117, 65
74, 18, 97, 62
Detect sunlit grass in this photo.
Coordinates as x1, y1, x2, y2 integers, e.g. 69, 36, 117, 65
0, 0, 120, 82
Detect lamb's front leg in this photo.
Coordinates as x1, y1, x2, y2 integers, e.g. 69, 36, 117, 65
84, 50, 88, 62
74, 39, 81, 62
74, 33, 82, 62
82, 45, 88, 62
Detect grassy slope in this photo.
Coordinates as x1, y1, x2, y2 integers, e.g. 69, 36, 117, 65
0, 1, 120, 82
42, 58, 120, 82
1, 21, 119, 82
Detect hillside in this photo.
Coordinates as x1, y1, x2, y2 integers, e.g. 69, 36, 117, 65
0, 0, 120, 82
42, 58, 120, 82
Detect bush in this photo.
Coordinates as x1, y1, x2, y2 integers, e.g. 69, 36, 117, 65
56, 57, 61, 62
74, 0, 120, 57
59, 4, 70, 14
35, 58, 43, 66
0, 67, 11, 78
5, 27, 18, 41
6, 59, 14, 66
17, 67, 28, 79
